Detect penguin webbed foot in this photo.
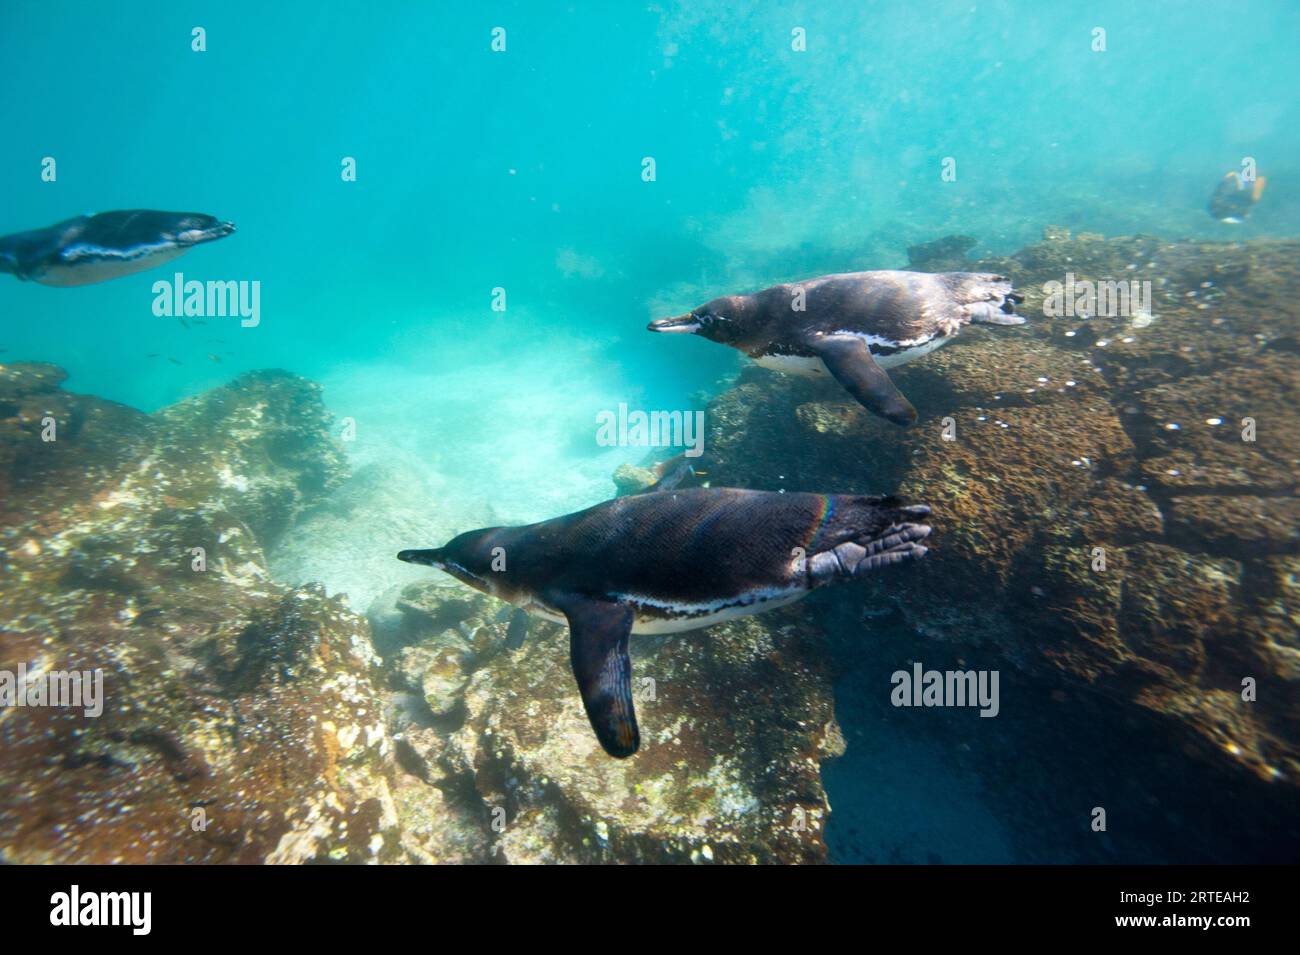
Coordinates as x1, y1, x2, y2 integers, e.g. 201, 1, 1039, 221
807, 508, 933, 584
975, 312, 1027, 326
966, 298, 1026, 326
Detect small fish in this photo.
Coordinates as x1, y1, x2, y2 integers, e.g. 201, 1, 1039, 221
168, 358, 182, 365
1208, 171, 1267, 223
179, 317, 191, 330
146, 353, 159, 358
206, 353, 221, 363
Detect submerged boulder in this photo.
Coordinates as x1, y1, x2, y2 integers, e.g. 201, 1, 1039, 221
152, 370, 349, 550
0, 364, 400, 863
907, 233, 978, 271
382, 580, 839, 863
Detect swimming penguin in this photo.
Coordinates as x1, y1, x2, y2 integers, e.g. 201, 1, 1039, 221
650, 270, 1025, 425
398, 487, 932, 757
0, 210, 235, 286
1208, 171, 1267, 223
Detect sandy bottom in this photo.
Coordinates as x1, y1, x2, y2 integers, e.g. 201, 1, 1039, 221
267, 330, 670, 613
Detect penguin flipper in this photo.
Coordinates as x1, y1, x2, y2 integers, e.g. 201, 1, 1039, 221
552, 594, 639, 757
505, 607, 529, 650
809, 334, 918, 426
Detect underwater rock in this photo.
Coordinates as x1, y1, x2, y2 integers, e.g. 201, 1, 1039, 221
365, 583, 410, 656
151, 370, 348, 551
794, 400, 868, 437
0, 362, 403, 863
916, 335, 1109, 408
697, 234, 1300, 788
396, 643, 472, 717
1252, 557, 1300, 683
1132, 356, 1299, 494
393, 579, 503, 659
1165, 496, 1299, 554
611, 452, 707, 497
612, 462, 658, 496
0, 362, 156, 517
383, 580, 839, 862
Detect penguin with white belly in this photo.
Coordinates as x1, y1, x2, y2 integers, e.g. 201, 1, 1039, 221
650, 270, 1025, 425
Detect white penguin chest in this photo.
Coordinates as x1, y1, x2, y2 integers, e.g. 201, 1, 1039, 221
35, 244, 187, 287
752, 353, 828, 377
873, 334, 951, 368
752, 333, 951, 377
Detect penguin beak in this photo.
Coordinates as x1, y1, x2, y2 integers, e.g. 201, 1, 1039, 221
178, 221, 236, 245
397, 548, 444, 569
648, 312, 700, 333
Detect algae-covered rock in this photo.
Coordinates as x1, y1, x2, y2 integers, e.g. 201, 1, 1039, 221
0, 363, 402, 863
795, 400, 868, 437
612, 462, 657, 496
907, 234, 977, 272
399, 644, 471, 716
152, 370, 349, 550
1252, 557, 1300, 683
383, 580, 839, 863
0, 362, 155, 518
1166, 495, 1299, 554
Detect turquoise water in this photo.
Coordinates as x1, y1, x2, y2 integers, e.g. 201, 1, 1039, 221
2, 2, 1298, 864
